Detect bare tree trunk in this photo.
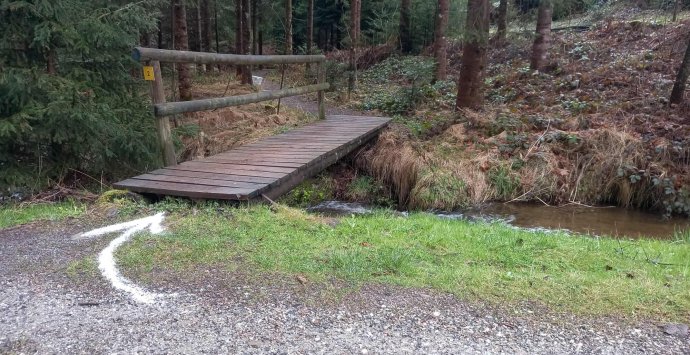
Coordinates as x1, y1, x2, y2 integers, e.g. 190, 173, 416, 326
329, 24, 335, 50
141, 32, 152, 47
251, 0, 257, 54
202, 0, 211, 52
240, 0, 252, 84
259, 30, 263, 55
672, 0, 681, 22
433, 0, 449, 81
173, 0, 192, 101
195, 1, 204, 72
456, 0, 490, 110
157, 19, 163, 48
348, 0, 361, 95
670, 34, 690, 105
195, 2, 202, 51
307, 0, 314, 55
256, 0, 263, 68
306, 0, 314, 71
214, 0, 219, 54
285, 0, 293, 54
530, 0, 552, 71
494, 0, 508, 45
335, 23, 342, 49
46, 47, 57, 74
399, 0, 412, 53
235, 0, 243, 76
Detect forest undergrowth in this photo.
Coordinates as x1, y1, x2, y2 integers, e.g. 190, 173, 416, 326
172, 73, 318, 162
335, 12, 690, 217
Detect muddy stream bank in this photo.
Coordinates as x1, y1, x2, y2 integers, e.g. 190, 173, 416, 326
307, 200, 690, 240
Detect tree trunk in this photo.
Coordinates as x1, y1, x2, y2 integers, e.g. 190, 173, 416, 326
46, 47, 57, 74
195, 2, 202, 52
259, 30, 263, 55
456, 0, 490, 110
433, 0, 449, 81
285, 0, 293, 54
214, 0, 219, 54
157, 19, 163, 48
672, 0, 681, 22
251, 0, 258, 55
530, 0, 552, 71
141, 32, 152, 47
495, 0, 508, 45
670, 34, 690, 105
202, 0, 211, 52
239, 0, 252, 84
335, 23, 342, 49
348, 0, 361, 94
173, 0, 192, 101
195, 1, 204, 71
307, 0, 314, 55
399, 0, 412, 53
235, 0, 243, 76
329, 24, 335, 50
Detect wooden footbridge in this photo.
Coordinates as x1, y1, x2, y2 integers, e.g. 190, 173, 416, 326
114, 48, 390, 201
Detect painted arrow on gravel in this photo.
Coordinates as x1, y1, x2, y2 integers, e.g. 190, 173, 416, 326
74, 212, 168, 304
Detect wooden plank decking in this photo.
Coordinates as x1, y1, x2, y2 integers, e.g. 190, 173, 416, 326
114, 115, 391, 201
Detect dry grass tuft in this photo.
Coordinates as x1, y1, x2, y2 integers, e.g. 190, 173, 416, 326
356, 129, 422, 206
176, 78, 314, 161
517, 150, 561, 203
570, 129, 651, 208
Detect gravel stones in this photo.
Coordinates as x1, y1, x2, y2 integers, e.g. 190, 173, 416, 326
1, 220, 689, 354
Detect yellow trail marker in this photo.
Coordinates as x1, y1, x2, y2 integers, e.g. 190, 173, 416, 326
143, 66, 155, 81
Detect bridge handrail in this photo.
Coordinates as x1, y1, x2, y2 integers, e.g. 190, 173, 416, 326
134, 47, 328, 167
133, 47, 326, 65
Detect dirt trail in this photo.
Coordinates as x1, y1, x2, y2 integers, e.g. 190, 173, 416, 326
1, 217, 688, 353
257, 70, 375, 117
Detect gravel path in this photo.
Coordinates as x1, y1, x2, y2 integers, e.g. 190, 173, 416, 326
1, 217, 689, 354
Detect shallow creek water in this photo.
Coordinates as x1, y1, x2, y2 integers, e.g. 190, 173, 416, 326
307, 201, 690, 240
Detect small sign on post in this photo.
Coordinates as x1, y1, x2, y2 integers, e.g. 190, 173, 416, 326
142, 66, 155, 81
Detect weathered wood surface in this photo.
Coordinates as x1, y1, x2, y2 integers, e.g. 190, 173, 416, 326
149, 61, 177, 166
155, 83, 330, 117
114, 115, 390, 201
133, 47, 325, 65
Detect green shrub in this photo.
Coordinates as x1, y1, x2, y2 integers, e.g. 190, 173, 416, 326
281, 174, 335, 207
359, 57, 455, 115
362, 56, 435, 85
0, 0, 162, 193
361, 85, 433, 115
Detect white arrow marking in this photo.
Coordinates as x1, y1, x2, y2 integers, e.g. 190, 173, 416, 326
74, 212, 167, 304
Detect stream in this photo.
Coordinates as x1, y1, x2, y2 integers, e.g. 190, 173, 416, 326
307, 201, 690, 240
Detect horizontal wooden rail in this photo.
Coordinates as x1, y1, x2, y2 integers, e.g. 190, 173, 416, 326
133, 47, 329, 167
133, 47, 326, 65
154, 83, 330, 116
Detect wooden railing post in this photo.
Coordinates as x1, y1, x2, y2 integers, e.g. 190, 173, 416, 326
149, 60, 177, 166
317, 61, 326, 120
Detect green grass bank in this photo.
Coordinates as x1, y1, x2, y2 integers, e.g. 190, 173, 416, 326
0, 201, 86, 229
115, 201, 690, 321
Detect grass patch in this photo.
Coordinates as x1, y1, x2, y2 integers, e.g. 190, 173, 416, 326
118, 202, 690, 320
0, 201, 86, 229
279, 174, 335, 207
66, 257, 99, 278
